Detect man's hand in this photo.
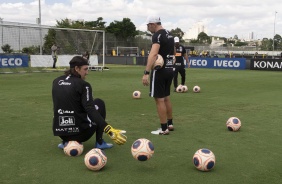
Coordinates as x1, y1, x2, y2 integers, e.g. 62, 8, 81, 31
104, 125, 127, 145
142, 75, 149, 86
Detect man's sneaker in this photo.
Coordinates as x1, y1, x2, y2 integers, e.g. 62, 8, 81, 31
151, 128, 169, 135
58, 141, 67, 149
168, 125, 174, 131
95, 140, 113, 150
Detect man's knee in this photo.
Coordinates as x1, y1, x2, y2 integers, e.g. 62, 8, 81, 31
93, 98, 105, 106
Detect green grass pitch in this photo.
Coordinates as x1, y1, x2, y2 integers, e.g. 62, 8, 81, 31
0, 65, 282, 184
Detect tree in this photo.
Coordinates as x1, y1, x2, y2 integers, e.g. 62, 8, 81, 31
260, 38, 274, 51
84, 17, 106, 29
170, 27, 184, 41
43, 29, 56, 54
234, 41, 248, 47
22, 45, 40, 54
197, 32, 211, 44
56, 18, 73, 28
273, 34, 282, 50
106, 18, 138, 40
233, 35, 238, 40
1, 44, 13, 53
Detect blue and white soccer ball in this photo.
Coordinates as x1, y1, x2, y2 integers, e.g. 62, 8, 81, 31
152, 54, 164, 70
182, 85, 188, 92
84, 148, 107, 171
63, 141, 84, 157
193, 148, 216, 171
176, 85, 183, 93
226, 117, 241, 131
131, 138, 154, 161
193, 85, 201, 93
132, 91, 141, 99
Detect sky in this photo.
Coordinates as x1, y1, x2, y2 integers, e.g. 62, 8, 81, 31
0, 0, 281, 40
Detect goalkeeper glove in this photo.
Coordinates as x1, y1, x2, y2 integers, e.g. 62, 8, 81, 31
104, 125, 127, 145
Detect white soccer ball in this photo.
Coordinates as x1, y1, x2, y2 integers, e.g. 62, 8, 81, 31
182, 85, 188, 92
193, 148, 216, 171
132, 91, 141, 99
63, 141, 84, 157
131, 138, 154, 161
152, 54, 164, 70
226, 117, 241, 131
193, 85, 201, 93
84, 148, 107, 171
176, 85, 183, 93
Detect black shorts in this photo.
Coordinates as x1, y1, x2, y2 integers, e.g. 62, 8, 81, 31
149, 68, 174, 98
59, 124, 96, 142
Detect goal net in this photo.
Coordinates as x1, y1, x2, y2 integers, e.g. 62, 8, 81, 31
0, 21, 105, 74
116, 47, 139, 56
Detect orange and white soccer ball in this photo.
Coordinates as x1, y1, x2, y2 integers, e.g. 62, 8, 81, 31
193, 148, 216, 171
84, 148, 107, 171
182, 85, 188, 92
63, 141, 84, 157
193, 85, 201, 93
132, 91, 141, 99
131, 138, 154, 161
176, 85, 183, 93
226, 117, 241, 131
152, 54, 164, 70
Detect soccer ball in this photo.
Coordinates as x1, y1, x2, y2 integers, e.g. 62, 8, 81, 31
132, 91, 141, 99
193, 85, 201, 93
152, 54, 164, 70
84, 148, 107, 171
226, 117, 241, 131
131, 138, 154, 161
176, 85, 183, 93
182, 85, 188, 92
193, 148, 216, 171
63, 141, 83, 157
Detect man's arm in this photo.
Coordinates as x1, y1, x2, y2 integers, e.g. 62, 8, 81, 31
184, 53, 189, 68
142, 43, 160, 86
81, 83, 126, 145
145, 43, 160, 72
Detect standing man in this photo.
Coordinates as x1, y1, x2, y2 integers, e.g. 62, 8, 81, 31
173, 36, 189, 91
52, 56, 127, 150
142, 15, 175, 135
51, 43, 58, 68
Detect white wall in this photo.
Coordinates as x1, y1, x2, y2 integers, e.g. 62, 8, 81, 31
30, 55, 98, 67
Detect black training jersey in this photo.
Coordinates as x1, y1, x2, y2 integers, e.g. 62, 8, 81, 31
175, 44, 186, 67
52, 74, 107, 136
152, 29, 175, 69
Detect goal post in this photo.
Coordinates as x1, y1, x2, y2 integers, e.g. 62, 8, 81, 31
0, 21, 105, 73
116, 47, 139, 56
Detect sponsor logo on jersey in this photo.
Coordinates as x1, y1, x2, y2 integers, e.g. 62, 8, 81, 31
55, 127, 79, 133
58, 109, 74, 114
175, 53, 182, 57
59, 116, 75, 126
58, 80, 71, 85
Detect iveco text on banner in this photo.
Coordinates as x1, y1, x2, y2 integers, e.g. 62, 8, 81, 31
0, 54, 29, 68
188, 57, 246, 70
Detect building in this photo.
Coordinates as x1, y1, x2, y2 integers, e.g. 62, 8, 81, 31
183, 22, 207, 41
210, 37, 225, 48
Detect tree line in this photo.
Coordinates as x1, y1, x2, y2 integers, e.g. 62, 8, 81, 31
1, 17, 281, 54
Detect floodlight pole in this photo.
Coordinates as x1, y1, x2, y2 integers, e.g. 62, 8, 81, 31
273, 11, 277, 58
39, 0, 43, 55
0, 17, 3, 50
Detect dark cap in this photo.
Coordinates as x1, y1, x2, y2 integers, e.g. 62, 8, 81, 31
69, 56, 89, 68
